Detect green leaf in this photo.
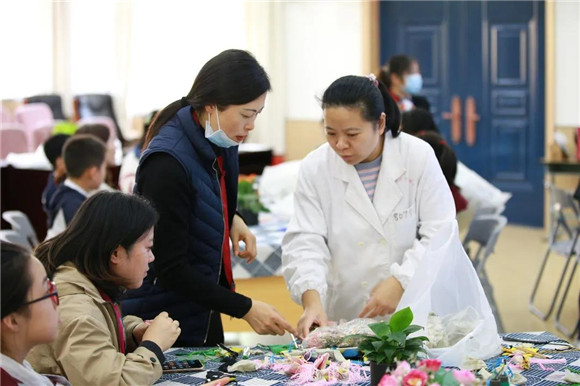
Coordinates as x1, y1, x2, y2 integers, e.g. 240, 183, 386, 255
439, 370, 460, 386
375, 353, 387, 363
369, 322, 391, 338
404, 341, 424, 350
372, 340, 385, 351
403, 325, 424, 335
390, 331, 407, 346
358, 340, 375, 353
389, 307, 413, 332
383, 348, 396, 363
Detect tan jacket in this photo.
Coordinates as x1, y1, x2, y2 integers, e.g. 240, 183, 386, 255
27, 263, 163, 385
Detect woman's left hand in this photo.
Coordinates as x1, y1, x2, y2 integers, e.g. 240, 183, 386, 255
358, 277, 404, 318
230, 214, 257, 263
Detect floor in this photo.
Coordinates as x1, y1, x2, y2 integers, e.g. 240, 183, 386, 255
222, 224, 579, 343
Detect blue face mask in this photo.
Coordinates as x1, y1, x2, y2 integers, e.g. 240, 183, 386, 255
404, 73, 423, 95
205, 107, 239, 148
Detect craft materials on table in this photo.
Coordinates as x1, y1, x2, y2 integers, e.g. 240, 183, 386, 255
156, 332, 579, 385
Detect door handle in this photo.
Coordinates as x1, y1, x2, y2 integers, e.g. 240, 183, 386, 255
442, 96, 462, 144
465, 96, 480, 146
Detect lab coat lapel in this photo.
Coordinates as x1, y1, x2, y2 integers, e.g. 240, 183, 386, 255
334, 153, 385, 237
374, 134, 405, 225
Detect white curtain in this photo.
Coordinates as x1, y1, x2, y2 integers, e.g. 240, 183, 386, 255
244, 1, 287, 155
2, 0, 365, 154
0, 1, 53, 100
124, 1, 246, 137
19, 0, 246, 137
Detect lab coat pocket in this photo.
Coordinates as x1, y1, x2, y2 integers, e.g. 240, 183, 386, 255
390, 204, 417, 253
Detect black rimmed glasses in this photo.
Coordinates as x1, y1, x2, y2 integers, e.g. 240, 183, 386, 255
23, 279, 59, 307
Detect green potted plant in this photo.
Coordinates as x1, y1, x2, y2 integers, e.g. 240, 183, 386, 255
237, 175, 269, 226
358, 307, 429, 386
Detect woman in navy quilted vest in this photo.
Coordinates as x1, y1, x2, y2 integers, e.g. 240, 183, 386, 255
121, 49, 296, 346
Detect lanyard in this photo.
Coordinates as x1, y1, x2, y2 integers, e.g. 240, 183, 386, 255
217, 156, 235, 290
97, 289, 126, 354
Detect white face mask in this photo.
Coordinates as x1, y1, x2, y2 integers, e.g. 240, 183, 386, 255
204, 107, 239, 148
403, 73, 423, 95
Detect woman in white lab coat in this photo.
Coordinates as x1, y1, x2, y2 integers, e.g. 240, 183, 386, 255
282, 75, 456, 337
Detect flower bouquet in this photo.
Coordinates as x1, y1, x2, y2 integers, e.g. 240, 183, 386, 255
379, 359, 478, 386
238, 174, 269, 225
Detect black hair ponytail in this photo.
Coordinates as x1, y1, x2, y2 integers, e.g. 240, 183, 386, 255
321, 75, 401, 138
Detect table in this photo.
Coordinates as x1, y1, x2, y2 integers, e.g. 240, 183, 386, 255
156, 332, 579, 385
542, 159, 580, 184
1, 148, 273, 241
239, 144, 273, 175
0, 165, 122, 240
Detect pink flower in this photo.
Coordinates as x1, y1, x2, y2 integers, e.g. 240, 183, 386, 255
402, 369, 429, 386
452, 369, 476, 385
417, 359, 442, 373
393, 361, 411, 378
378, 374, 399, 386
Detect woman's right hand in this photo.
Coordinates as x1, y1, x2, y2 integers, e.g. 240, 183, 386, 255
242, 300, 297, 336
297, 290, 328, 339
142, 311, 181, 351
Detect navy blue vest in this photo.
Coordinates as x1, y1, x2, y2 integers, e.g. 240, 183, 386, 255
121, 107, 239, 345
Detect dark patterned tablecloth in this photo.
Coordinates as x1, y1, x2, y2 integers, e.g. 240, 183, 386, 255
231, 217, 287, 279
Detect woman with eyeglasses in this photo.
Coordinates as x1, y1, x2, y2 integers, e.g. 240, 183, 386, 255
26, 191, 181, 385
1, 242, 71, 386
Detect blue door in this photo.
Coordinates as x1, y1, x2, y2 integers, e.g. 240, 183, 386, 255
381, 1, 545, 226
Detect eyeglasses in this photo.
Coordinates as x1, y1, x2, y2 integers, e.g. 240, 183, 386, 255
23, 279, 59, 307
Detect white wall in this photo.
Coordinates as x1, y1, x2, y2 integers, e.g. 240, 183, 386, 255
284, 1, 362, 120
555, 1, 580, 127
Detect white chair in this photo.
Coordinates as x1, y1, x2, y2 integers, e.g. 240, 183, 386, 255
463, 214, 508, 332
0, 230, 31, 250
1, 210, 39, 248
529, 186, 580, 329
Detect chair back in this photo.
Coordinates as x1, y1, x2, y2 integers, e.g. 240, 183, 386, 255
547, 185, 579, 242
25, 94, 66, 120
32, 125, 55, 151
1, 105, 16, 123
14, 103, 55, 151
77, 116, 117, 145
0, 129, 29, 159
2, 210, 39, 248
0, 230, 31, 249
74, 94, 125, 144
463, 214, 508, 274
473, 205, 503, 217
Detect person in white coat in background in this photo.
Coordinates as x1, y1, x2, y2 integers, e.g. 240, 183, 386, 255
282, 74, 456, 338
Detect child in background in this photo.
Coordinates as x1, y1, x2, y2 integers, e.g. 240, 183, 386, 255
401, 109, 468, 214
28, 192, 181, 385
118, 110, 158, 194
378, 54, 428, 112
41, 134, 70, 219
415, 131, 468, 213
45, 135, 106, 239
1, 242, 71, 386
75, 123, 116, 167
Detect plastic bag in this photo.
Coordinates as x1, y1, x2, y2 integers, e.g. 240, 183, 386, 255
302, 318, 374, 348
397, 221, 501, 367
455, 161, 511, 213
